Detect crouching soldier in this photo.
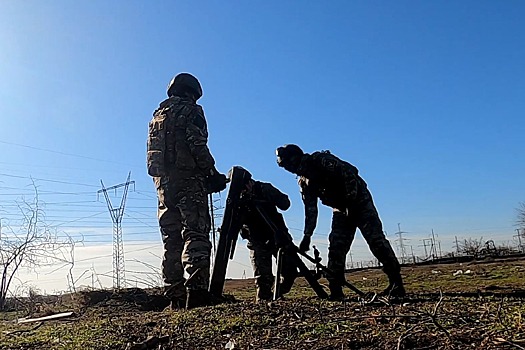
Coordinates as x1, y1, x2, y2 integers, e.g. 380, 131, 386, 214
276, 144, 405, 300
235, 167, 298, 302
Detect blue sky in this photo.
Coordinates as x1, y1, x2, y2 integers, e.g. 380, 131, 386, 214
1, 1, 524, 290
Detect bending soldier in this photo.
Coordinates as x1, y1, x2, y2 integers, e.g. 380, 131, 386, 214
236, 168, 298, 302
276, 144, 405, 300
147, 73, 226, 309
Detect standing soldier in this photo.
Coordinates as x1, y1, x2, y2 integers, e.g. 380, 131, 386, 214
234, 167, 298, 302
276, 144, 405, 300
147, 73, 226, 309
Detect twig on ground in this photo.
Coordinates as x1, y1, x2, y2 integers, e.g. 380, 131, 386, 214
331, 314, 423, 322
4, 322, 43, 336
317, 299, 324, 323
494, 337, 525, 350
396, 324, 417, 350
496, 296, 504, 324
428, 292, 452, 341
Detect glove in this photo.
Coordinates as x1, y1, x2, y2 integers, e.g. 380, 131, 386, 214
206, 172, 227, 194
299, 235, 311, 252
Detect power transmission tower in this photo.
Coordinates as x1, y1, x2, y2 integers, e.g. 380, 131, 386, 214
395, 223, 409, 264
209, 193, 224, 265
98, 172, 135, 290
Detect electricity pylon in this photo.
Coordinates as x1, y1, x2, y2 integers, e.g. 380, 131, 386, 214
395, 223, 409, 264
98, 172, 135, 289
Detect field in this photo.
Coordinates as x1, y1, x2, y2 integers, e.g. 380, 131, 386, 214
1, 258, 525, 350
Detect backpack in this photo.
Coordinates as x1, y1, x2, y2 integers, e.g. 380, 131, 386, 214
147, 98, 187, 177
147, 106, 169, 177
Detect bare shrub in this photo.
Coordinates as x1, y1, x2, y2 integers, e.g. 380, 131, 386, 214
458, 237, 484, 257
0, 183, 75, 310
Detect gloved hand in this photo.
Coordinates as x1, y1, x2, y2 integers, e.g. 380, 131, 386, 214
299, 235, 312, 252
206, 172, 227, 194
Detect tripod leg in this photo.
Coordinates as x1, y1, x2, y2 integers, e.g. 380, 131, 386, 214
297, 250, 366, 297
273, 248, 283, 301
289, 251, 328, 299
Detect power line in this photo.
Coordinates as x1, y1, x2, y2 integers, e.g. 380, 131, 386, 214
74, 244, 161, 263
0, 160, 118, 172
53, 211, 108, 227
0, 172, 99, 188
124, 212, 158, 229
0, 140, 136, 167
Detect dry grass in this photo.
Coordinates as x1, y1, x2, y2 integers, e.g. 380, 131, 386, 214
1, 258, 525, 350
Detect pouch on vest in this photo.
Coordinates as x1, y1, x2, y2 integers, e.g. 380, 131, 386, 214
147, 109, 168, 177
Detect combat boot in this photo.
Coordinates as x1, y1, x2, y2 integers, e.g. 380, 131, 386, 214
276, 277, 295, 299
328, 284, 345, 301
186, 289, 213, 309
164, 282, 186, 310
381, 273, 406, 298
167, 298, 184, 310
186, 289, 227, 309
256, 286, 273, 303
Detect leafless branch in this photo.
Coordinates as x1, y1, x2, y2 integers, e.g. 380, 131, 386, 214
0, 184, 79, 309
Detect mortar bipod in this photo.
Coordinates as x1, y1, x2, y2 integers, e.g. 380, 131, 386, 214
272, 246, 329, 300
297, 249, 390, 305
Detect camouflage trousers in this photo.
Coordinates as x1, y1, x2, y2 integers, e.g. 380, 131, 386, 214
327, 193, 400, 289
247, 240, 298, 301
156, 176, 211, 294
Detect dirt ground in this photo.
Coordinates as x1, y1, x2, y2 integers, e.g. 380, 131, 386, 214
1, 258, 525, 349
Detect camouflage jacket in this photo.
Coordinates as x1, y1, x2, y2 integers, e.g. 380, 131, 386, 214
241, 181, 291, 243
297, 151, 361, 236
151, 96, 216, 186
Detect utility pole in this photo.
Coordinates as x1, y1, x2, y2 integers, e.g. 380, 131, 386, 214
421, 239, 432, 259
98, 172, 135, 290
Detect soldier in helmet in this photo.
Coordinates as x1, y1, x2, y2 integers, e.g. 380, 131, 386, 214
233, 167, 298, 302
276, 144, 405, 300
147, 73, 227, 309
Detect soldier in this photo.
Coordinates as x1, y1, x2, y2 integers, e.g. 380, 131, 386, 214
147, 73, 226, 309
234, 167, 298, 302
276, 144, 405, 300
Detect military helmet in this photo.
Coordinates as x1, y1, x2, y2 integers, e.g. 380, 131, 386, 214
276, 144, 304, 170
167, 73, 203, 99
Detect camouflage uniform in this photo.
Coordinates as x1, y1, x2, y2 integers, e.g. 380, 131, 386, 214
297, 151, 402, 295
240, 181, 298, 301
151, 95, 216, 298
